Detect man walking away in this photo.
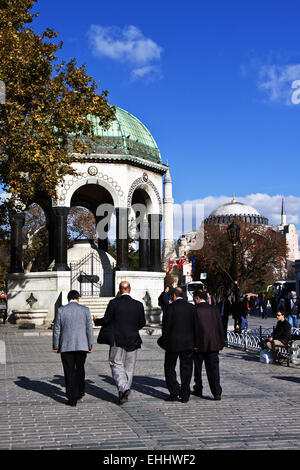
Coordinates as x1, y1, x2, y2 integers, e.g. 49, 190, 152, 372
93, 281, 146, 405
192, 290, 224, 401
162, 287, 198, 403
53, 290, 93, 407
158, 286, 170, 316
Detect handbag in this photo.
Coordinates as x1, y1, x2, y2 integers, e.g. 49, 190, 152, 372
259, 349, 273, 364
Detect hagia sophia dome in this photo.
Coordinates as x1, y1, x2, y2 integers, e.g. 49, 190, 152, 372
205, 196, 269, 226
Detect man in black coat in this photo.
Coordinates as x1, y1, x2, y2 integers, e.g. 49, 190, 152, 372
158, 286, 170, 316
192, 290, 225, 401
162, 287, 198, 403
93, 281, 146, 404
217, 297, 231, 338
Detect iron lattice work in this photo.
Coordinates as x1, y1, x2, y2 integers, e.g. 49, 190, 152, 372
226, 327, 300, 353
70, 252, 103, 297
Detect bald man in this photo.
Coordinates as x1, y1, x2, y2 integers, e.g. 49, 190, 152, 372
93, 282, 146, 404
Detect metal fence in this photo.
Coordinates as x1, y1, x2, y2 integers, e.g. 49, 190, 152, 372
226, 327, 300, 352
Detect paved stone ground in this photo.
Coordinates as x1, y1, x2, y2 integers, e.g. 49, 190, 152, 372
0, 309, 300, 453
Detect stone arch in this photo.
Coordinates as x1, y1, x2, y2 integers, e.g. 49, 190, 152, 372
127, 176, 162, 215
53, 173, 125, 209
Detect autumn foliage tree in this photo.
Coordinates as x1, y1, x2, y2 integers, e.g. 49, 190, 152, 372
190, 220, 287, 299
0, 0, 115, 207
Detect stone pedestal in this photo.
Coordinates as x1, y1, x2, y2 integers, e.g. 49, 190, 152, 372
6, 271, 71, 323
12, 309, 48, 327
115, 270, 165, 325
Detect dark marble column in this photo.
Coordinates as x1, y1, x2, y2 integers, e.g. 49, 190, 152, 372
9, 212, 25, 273
138, 219, 149, 271
115, 207, 129, 271
95, 213, 109, 252
46, 214, 55, 268
52, 207, 70, 271
148, 213, 162, 272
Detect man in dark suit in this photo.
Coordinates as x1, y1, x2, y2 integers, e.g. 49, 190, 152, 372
192, 290, 224, 401
93, 281, 146, 405
53, 290, 93, 407
217, 297, 231, 338
158, 286, 170, 316
162, 287, 198, 403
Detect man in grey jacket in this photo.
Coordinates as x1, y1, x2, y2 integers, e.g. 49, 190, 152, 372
53, 290, 93, 407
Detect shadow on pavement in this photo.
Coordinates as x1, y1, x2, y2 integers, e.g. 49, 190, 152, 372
51, 374, 118, 404
99, 374, 168, 400
15, 376, 65, 403
272, 376, 300, 384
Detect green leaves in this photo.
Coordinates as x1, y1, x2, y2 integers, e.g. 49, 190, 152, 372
0, 0, 115, 206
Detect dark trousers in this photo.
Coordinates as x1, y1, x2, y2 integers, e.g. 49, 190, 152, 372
221, 314, 229, 338
193, 351, 222, 398
164, 350, 194, 399
61, 351, 87, 404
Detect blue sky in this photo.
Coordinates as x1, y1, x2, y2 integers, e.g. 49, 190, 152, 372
32, 0, 300, 234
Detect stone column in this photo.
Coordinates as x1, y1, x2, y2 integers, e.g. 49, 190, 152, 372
162, 167, 175, 269
52, 207, 70, 271
95, 213, 109, 252
46, 214, 55, 267
148, 213, 162, 272
9, 212, 25, 273
138, 219, 149, 271
115, 207, 129, 270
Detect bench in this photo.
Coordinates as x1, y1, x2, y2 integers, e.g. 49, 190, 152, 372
276, 336, 300, 366
260, 334, 300, 366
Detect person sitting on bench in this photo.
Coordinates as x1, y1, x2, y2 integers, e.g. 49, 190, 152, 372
265, 307, 291, 363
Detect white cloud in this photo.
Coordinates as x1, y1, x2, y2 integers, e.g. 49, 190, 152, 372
258, 64, 300, 105
88, 25, 163, 81
131, 65, 162, 81
241, 58, 300, 105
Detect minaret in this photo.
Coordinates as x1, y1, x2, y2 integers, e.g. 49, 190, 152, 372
162, 166, 175, 268
281, 196, 287, 226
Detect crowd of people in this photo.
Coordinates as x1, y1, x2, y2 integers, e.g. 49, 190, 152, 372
52, 283, 299, 407
52, 282, 225, 406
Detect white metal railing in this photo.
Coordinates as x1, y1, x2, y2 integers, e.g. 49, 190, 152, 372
226, 327, 300, 352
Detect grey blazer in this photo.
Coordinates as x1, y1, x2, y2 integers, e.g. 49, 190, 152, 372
53, 301, 93, 353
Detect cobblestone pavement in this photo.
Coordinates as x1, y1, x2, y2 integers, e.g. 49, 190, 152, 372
0, 310, 300, 452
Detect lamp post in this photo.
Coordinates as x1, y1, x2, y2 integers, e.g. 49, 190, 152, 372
227, 221, 240, 331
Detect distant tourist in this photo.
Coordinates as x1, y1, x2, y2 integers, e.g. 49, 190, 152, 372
53, 290, 93, 407
217, 297, 231, 338
284, 291, 300, 328
93, 281, 145, 405
158, 286, 170, 315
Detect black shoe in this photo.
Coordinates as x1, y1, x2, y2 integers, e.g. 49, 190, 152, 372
181, 396, 190, 403
119, 389, 130, 405
214, 395, 221, 401
164, 395, 178, 401
66, 400, 77, 407
191, 390, 203, 398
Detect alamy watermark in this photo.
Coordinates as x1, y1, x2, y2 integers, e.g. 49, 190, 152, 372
291, 80, 300, 104
0, 80, 6, 104
95, 202, 205, 250
0, 340, 6, 365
